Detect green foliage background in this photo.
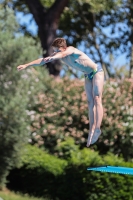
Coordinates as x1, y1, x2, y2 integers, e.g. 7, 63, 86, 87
0, 7, 43, 187
27, 75, 133, 161
7, 144, 133, 200
0, 5, 133, 200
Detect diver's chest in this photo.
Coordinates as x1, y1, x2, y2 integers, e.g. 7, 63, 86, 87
62, 56, 76, 67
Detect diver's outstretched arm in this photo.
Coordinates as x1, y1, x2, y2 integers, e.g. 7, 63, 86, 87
17, 57, 51, 71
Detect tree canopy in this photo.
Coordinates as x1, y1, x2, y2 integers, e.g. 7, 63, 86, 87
2, 0, 132, 78
0, 6, 43, 187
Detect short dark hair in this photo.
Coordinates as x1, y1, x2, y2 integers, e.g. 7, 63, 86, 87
51, 38, 67, 48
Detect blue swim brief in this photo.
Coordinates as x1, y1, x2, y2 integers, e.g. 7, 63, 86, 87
84, 65, 103, 80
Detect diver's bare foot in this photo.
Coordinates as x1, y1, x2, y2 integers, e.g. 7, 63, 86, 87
91, 128, 101, 144
86, 131, 94, 147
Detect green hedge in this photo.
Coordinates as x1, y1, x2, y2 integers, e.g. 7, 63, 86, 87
7, 143, 133, 200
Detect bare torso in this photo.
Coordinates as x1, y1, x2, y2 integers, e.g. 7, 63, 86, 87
62, 47, 97, 74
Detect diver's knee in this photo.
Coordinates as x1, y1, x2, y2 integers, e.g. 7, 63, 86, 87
94, 95, 101, 104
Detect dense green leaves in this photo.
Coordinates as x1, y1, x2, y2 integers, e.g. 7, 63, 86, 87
20, 145, 67, 175
7, 143, 133, 200
0, 7, 42, 187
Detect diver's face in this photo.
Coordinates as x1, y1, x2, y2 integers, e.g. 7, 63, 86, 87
53, 46, 66, 53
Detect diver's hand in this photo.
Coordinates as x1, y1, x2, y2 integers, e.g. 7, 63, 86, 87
43, 56, 52, 63
17, 64, 27, 71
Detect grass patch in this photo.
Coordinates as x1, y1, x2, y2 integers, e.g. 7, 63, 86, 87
0, 189, 47, 200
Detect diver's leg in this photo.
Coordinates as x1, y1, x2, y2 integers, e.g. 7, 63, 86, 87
84, 78, 96, 147
91, 71, 104, 144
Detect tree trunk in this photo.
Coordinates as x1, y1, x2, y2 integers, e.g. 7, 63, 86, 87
25, 0, 69, 76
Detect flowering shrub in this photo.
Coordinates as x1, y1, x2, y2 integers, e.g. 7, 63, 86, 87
101, 78, 133, 160
28, 71, 133, 160
28, 75, 89, 152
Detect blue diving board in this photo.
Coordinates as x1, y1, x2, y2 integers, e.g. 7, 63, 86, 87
87, 166, 133, 175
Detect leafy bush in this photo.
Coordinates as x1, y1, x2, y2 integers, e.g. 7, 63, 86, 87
0, 7, 44, 187
7, 142, 133, 200
28, 76, 89, 152
7, 145, 67, 197
100, 78, 133, 161
27, 76, 133, 161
